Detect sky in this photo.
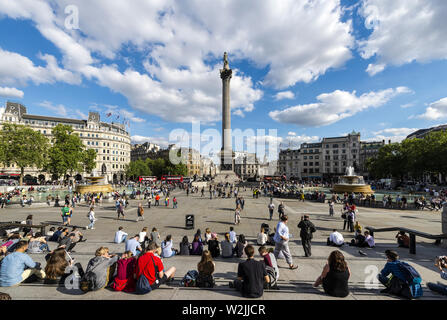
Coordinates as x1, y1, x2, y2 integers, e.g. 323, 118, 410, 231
0, 0, 447, 159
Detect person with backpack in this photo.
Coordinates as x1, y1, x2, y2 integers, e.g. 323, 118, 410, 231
278, 202, 285, 220
378, 250, 423, 299
80, 247, 119, 292
110, 251, 137, 293
86, 207, 96, 230
135, 242, 176, 293
258, 246, 279, 289
136, 203, 144, 222
298, 214, 316, 257
61, 204, 70, 226
196, 250, 215, 288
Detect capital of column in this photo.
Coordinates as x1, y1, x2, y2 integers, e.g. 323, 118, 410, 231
220, 68, 232, 80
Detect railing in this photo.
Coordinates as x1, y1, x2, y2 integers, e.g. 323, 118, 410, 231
365, 226, 447, 254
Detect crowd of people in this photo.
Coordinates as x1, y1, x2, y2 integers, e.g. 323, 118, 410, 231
0, 181, 445, 301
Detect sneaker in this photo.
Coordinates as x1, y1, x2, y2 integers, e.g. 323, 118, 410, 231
85, 226, 89, 229
90, 228, 95, 230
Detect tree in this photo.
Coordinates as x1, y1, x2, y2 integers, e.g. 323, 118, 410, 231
46, 124, 95, 181
83, 149, 98, 174
0, 123, 49, 185
125, 159, 152, 180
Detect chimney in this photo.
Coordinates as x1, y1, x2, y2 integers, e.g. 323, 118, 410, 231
388, 140, 391, 144
382, 140, 385, 144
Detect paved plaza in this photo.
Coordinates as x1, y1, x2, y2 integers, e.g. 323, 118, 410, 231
1, 189, 446, 300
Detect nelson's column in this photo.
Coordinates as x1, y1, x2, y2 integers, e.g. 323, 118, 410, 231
216, 52, 239, 183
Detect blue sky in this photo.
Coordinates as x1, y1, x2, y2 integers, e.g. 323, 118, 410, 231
0, 0, 446, 155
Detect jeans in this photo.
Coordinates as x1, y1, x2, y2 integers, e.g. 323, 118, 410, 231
427, 282, 447, 295
88, 220, 95, 229
301, 238, 312, 257
39, 243, 50, 252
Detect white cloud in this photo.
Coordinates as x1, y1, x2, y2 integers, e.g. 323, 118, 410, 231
38, 100, 69, 117
365, 127, 419, 143
415, 97, 447, 120
0, 0, 355, 122
281, 134, 320, 148
358, 0, 447, 75
131, 135, 170, 148
0, 48, 80, 86
0, 86, 24, 99
400, 103, 415, 109
269, 87, 411, 127
287, 131, 296, 136
275, 91, 295, 101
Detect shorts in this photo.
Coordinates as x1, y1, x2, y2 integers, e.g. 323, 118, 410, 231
151, 274, 168, 289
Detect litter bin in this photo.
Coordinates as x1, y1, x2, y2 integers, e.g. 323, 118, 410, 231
185, 214, 194, 230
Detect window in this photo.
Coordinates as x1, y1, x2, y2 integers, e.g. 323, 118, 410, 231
326, 144, 329, 148
326, 162, 330, 166
333, 144, 338, 148
342, 144, 345, 148
314, 149, 319, 153
325, 156, 330, 160
342, 149, 346, 154
303, 156, 307, 160
315, 156, 319, 159
309, 169, 314, 173
333, 150, 338, 154
353, 155, 356, 159
315, 168, 320, 173
315, 162, 319, 166
343, 162, 346, 166
303, 162, 307, 166
333, 155, 339, 160
326, 150, 330, 155
309, 156, 313, 159
334, 162, 338, 167
303, 169, 308, 173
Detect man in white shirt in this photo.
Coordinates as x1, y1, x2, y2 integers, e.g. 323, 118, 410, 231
273, 215, 298, 270
268, 202, 275, 221
327, 229, 344, 247
114, 226, 128, 244
229, 227, 237, 243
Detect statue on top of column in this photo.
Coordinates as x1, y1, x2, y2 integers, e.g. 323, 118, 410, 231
223, 52, 230, 70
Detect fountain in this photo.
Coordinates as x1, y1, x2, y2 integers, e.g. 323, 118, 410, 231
75, 176, 113, 194
332, 166, 374, 195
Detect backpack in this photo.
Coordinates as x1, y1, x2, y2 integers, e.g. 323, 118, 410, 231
265, 265, 278, 289
196, 273, 215, 288
397, 262, 423, 298
80, 271, 97, 293
181, 270, 199, 287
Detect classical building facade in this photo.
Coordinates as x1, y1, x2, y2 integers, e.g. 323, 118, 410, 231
321, 132, 361, 178
0, 101, 131, 183
234, 152, 260, 180
278, 149, 301, 179
277, 132, 383, 181
131, 142, 161, 161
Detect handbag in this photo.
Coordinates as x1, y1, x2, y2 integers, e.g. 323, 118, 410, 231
136, 255, 159, 294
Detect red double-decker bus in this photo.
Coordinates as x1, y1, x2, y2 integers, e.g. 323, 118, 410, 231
161, 175, 183, 183
138, 176, 157, 183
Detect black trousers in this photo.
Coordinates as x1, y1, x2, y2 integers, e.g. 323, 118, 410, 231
301, 238, 312, 257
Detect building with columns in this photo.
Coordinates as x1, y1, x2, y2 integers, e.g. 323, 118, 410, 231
0, 101, 131, 183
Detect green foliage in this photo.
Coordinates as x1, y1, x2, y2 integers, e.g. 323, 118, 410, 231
126, 157, 188, 180
46, 124, 96, 179
367, 130, 447, 181
0, 123, 49, 185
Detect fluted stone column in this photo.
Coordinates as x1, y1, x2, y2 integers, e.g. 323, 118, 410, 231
220, 52, 233, 171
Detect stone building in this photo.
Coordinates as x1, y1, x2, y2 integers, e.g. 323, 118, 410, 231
321, 132, 361, 179
131, 142, 161, 161
299, 142, 322, 180
278, 149, 301, 179
0, 101, 131, 183
234, 152, 260, 180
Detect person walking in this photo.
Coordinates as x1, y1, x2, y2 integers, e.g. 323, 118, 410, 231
136, 203, 144, 222
329, 200, 335, 216
86, 207, 96, 230
234, 205, 241, 225
273, 215, 298, 270
268, 201, 275, 221
173, 197, 178, 208
117, 201, 125, 220
298, 215, 316, 257
278, 202, 285, 220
